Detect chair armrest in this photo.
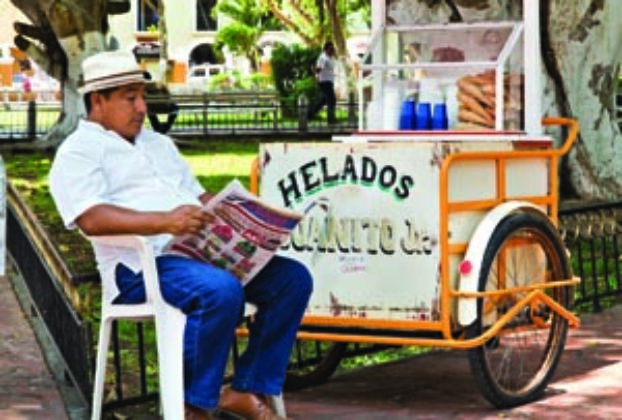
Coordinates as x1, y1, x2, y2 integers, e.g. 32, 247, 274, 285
88, 234, 148, 250
87, 235, 163, 305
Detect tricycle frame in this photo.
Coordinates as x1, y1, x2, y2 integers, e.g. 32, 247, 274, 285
250, 117, 580, 351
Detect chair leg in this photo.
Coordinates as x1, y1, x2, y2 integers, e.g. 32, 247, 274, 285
155, 308, 186, 419
91, 317, 113, 420
272, 394, 287, 418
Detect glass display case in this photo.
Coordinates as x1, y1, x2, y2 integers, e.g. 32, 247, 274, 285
358, 21, 525, 132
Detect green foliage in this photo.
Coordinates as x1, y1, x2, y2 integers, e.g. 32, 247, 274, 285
338, 346, 430, 373
208, 71, 272, 92
270, 43, 321, 110
4, 151, 96, 277
216, 23, 260, 68
293, 76, 320, 103
248, 72, 272, 90
264, 0, 370, 50
213, 0, 274, 70
207, 70, 273, 92
207, 72, 241, 90
213, 0, 267, 27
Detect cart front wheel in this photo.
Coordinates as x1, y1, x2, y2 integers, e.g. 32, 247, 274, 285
466, 212, 571, 408
284, 341, 348, 391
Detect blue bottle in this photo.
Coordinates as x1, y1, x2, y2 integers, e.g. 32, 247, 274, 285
432, 103, 448, 130
415, 102, 432, 130
399, 99, 416, 130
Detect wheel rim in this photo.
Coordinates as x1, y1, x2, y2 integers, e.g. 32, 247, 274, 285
480, 225, 568, 397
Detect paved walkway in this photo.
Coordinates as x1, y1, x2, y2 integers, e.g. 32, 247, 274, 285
0, 273, 68, 419
284, 307, 622, 419
2, 261, 622, 419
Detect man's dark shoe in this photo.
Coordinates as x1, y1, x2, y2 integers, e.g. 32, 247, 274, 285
185, 402, 215, 420
218, 387, 283, 420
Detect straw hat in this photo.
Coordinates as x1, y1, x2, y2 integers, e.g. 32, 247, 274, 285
79, 50, 150, 95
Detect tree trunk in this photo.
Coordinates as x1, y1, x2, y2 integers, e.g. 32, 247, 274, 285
9, 0, 130, 148
387, 0, 622, 201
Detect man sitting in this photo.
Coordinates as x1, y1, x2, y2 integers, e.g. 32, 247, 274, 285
49, 50, 313, 420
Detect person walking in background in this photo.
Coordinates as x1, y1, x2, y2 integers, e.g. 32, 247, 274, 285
308, 41, 337, 124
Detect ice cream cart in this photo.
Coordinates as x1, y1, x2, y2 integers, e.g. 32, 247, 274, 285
252, 3, 580, 408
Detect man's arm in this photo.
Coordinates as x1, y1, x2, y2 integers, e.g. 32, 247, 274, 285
76, 203, 212, 237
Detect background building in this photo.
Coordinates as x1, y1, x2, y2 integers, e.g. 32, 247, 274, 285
108, 0, 298, 83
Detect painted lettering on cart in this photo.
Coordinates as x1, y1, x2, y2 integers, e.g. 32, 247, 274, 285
277, 155, 415, 207
282, 217, 434, 256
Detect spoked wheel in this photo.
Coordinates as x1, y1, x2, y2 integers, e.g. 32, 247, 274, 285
284, 340, 348, 391
466, 212, 572, 408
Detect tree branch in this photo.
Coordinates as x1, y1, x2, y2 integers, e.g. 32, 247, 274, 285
291, 0, 315, 23
262, 0, 315, 45
13, 22, 46, 42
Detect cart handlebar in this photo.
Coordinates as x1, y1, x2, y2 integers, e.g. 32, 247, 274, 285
542, 117, 579, 157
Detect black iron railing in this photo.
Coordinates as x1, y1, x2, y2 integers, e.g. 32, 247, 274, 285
6, 202, 92, 404
559, 202, 622, 312
0, 94, 358, 141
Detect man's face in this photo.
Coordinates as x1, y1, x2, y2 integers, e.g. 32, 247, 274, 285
92, 83, 147, 141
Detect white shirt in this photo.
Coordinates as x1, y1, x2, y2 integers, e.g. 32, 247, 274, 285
317, 52, 335, 83
49, 120, 204, 302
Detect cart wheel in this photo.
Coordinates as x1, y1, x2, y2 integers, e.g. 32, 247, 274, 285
466, 212, 572, 408
284, 340, 348, 391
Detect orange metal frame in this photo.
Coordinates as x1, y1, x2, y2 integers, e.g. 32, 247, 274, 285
248, 117, 580, 349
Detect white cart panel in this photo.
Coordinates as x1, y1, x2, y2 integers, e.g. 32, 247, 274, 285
260, 140, 514, 321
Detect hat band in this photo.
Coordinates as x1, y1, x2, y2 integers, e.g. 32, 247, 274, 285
85, 69, 146, 85
81, 70, 147, 93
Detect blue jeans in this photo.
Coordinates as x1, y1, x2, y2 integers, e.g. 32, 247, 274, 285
114, 254, 313, 410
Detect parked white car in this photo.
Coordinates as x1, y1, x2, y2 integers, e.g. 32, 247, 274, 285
187, 64, 225, 89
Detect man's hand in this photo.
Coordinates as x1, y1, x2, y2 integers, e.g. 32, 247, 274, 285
165, 205, 214, 236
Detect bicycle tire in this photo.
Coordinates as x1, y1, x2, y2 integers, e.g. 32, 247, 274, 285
466, 212, 571, 408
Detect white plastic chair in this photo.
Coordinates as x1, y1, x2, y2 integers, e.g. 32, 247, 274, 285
89, 234, 285, 419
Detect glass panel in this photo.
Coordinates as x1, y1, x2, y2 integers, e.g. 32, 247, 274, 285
137, 0, 160, 32
359, 22, 525, 132
196, 0, 218, 31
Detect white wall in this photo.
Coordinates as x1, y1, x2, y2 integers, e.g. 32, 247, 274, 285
108, 0, 296, 70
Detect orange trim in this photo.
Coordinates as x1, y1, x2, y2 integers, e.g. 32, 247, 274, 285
450, 277, 580, 298
250, 157, 259, 195
449, 243, 468, 254
437, 117, 579, 340
294, 288, 579, 348
446, 195, 554, 213
300, 315, 444, 331
497, 159, 506, 201
550, 156, 560, 225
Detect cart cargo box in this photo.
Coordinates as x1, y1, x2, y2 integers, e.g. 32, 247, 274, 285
260, 133, 550, 323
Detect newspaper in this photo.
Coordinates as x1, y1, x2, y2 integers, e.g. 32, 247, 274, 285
165, 179, 303, 285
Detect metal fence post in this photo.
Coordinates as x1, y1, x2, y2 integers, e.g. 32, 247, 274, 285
27, 100, 37, 139
202, 93, 208, 137
272, 99, 279, 132
348, 91, 357, 128
298, 94, 308, 134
